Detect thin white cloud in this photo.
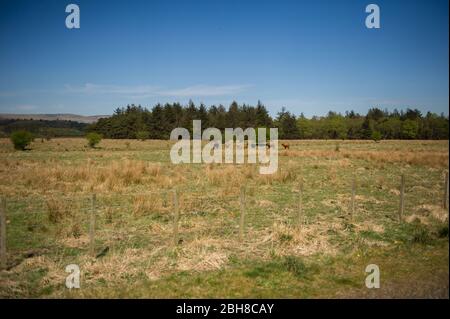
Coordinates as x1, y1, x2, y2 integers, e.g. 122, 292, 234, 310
64, 83, 161, 96
158, 84, 252, 97
64, 83, 251, 98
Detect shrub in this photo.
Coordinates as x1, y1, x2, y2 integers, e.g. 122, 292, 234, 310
136, 131, 150, 141
437, 225, 449, 238
10, 130, 34, 150
86, 132, 102, 148
371, 131, 382, 143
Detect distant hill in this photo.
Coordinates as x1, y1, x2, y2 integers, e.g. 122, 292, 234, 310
0, 113, 110, 124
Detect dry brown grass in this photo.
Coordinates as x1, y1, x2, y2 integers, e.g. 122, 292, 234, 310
0, 138, 448, 298
176, 238, 230, 272
132, 193, 169, 217
405, 204, 449, 224
281, 149, 448, 168
0, 255, 65, 297
0, 159, 175, 196
270, 222, 337, 256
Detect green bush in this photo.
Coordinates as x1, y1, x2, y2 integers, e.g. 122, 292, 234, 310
86, 132, 102, 148
437, 225, 449, 238
136, 131, 150, 141
10, 130, 34, 150
371, 131, 382, 143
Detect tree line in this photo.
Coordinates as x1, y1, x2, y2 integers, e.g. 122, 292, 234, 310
89, 101, 449, 140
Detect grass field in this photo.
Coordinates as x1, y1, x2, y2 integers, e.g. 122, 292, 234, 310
0, 138, 448, 298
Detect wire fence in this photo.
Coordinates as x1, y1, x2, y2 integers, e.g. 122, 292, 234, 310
0, 171, 448, 270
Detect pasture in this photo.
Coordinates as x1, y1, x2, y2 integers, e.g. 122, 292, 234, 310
0, 138, 448, 298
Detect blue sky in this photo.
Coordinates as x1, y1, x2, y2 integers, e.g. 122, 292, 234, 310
0, 0, 448, 117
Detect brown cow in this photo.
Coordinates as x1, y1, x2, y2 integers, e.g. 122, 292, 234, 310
281, 143, 290, 150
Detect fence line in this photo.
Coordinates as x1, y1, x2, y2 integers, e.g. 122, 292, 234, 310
239, 186, 246, 240
350, 176, 356, 221
89, 194, 96, 256
399, 175, 405, 222
1, 171, 449, 267
297, 180, 303, 227
172, 190, 179, 245
0, 197, 6, 270
444, 172, 449, 210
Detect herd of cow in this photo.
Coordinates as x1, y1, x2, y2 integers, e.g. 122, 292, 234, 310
212, 142, 290, 149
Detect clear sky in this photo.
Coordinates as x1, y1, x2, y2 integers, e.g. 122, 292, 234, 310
0, 0, 448, 117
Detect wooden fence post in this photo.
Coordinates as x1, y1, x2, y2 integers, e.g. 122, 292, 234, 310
0, 198, 6, 270
239, 186, 246, 240
163, 191, 167, 208
298, 180, 303, 227
89, 194, 96, 256
172, 189, 179, 245
444, 172, 449, 210
399, 175, 405, 222
350, 176, 356, 221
